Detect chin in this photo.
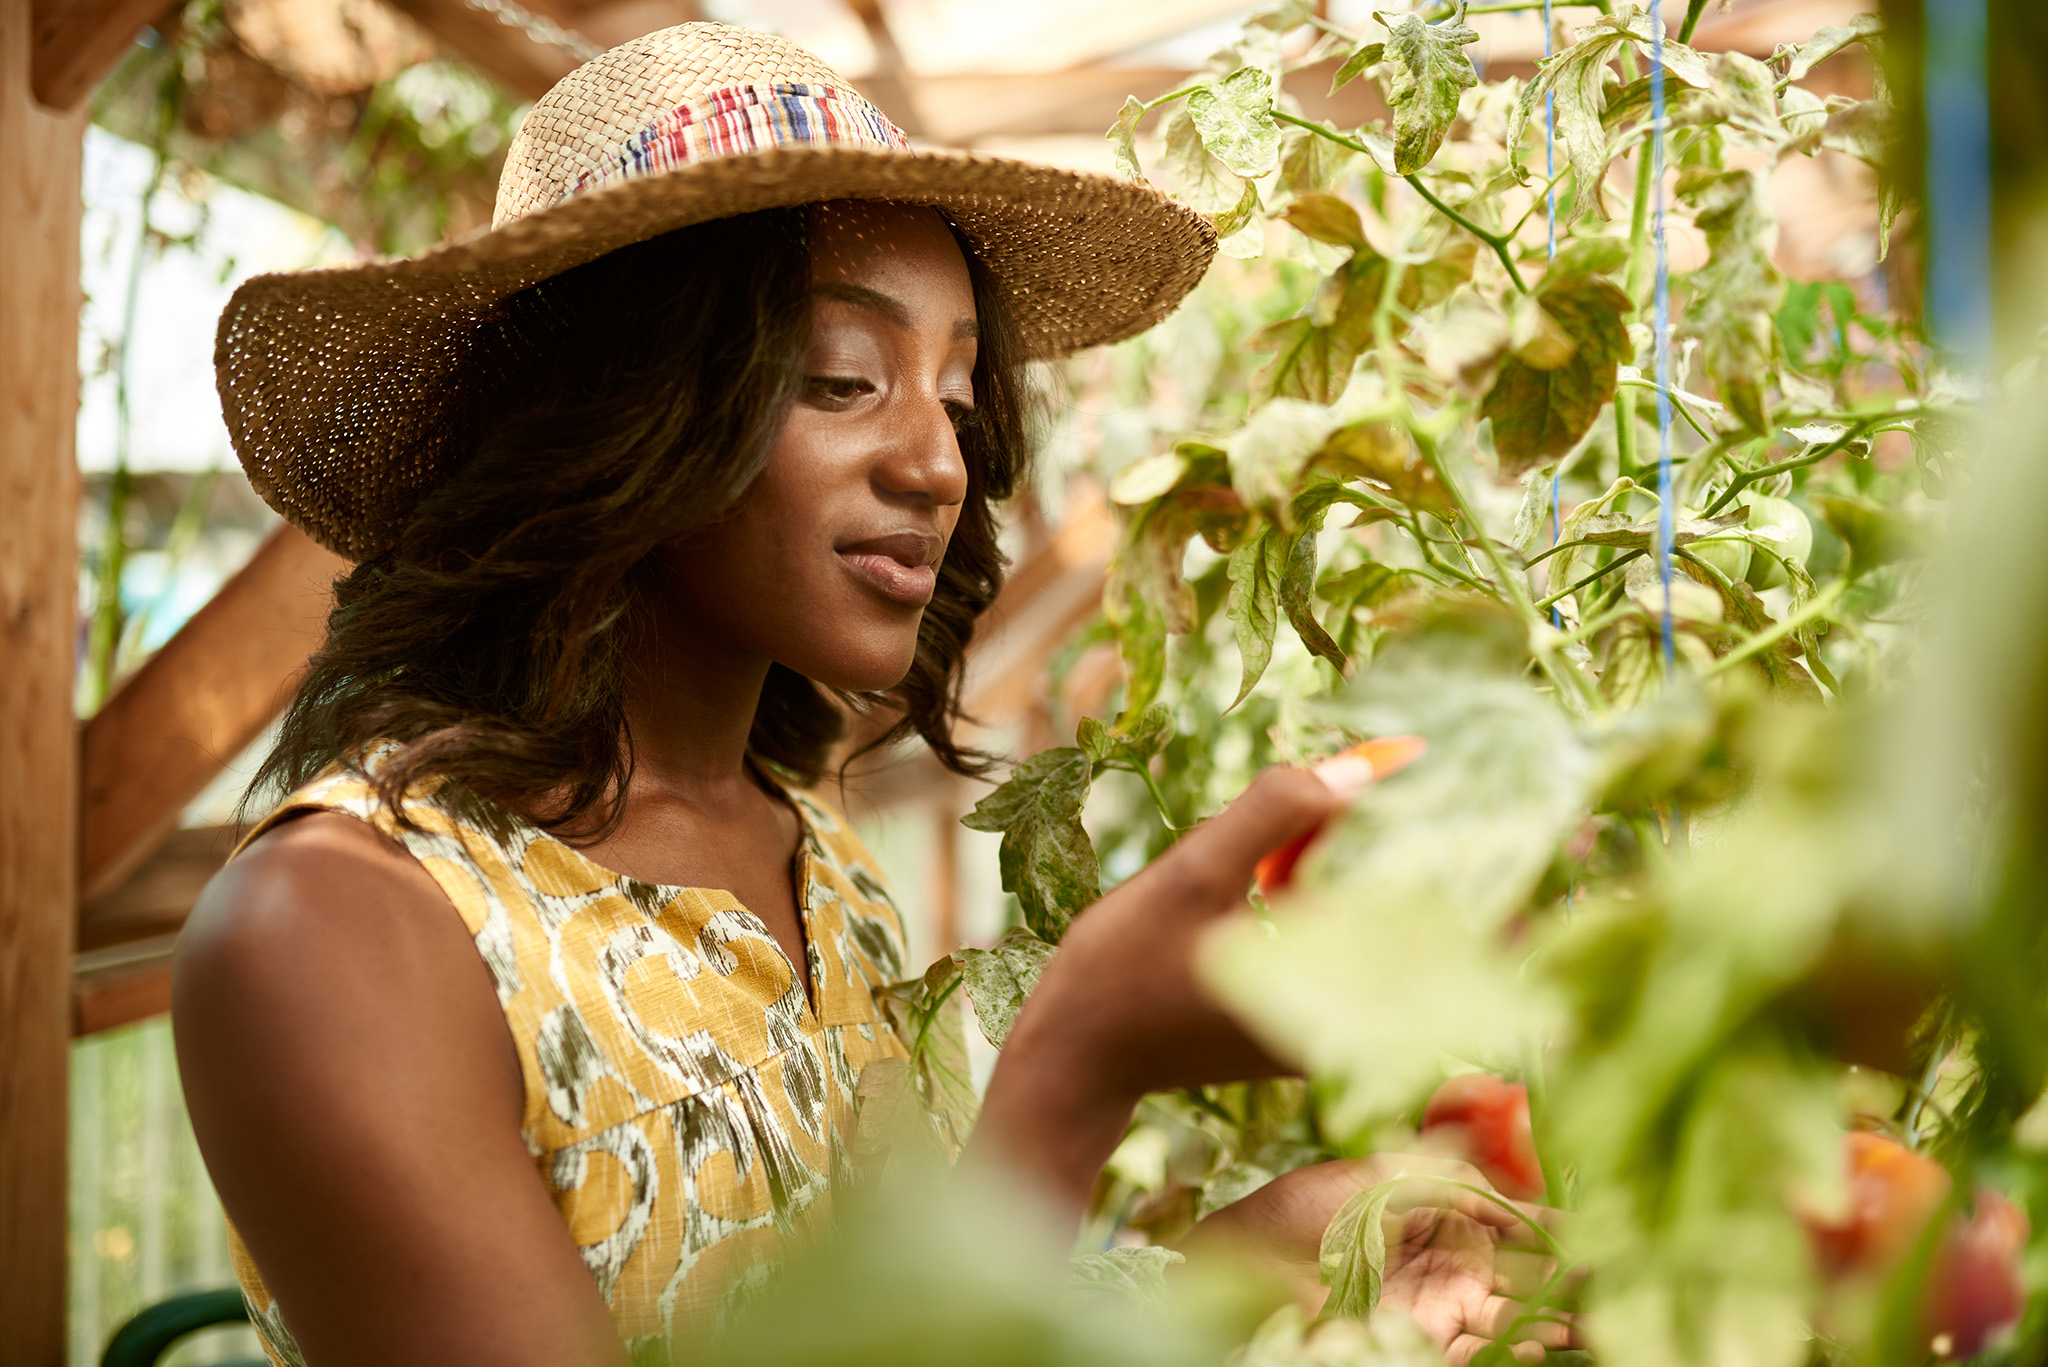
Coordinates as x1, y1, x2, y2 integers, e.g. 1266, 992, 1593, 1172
793, 632, 923, 695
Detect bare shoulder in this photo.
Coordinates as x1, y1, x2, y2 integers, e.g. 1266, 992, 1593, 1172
173, 811, 624, 1365
173, 807, 519, 1130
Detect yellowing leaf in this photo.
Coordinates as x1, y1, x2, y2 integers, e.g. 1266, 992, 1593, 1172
1378, 4, 1479, 174
1329, 40, 1385, 95
1281, 192, 1368, 250
1161, 102, 1249, 214
954, 926, 1055, 1048
1226, 527, 1287, 709
1106, 95, 1146, 181
1483, 268, 1633, 476
961, 747, 1101, 940
1187, 66, 1284, 178
1319, 1178, 1400, 1319
1678, 166, 1783, 433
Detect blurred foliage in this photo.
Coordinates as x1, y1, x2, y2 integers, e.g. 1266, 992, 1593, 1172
813, 3, 2048, 1366
93, 0, 525, 256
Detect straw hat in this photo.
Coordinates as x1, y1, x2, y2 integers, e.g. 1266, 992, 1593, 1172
215, 22, 1219, 560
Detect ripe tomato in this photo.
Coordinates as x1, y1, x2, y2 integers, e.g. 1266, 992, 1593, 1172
1804, 1132, 1951, 1280
1925, 1189, 2029, 1360
1253, 735, 1427, 894
1742, 494, 1814, 590
1420, 1073, 1545, 1201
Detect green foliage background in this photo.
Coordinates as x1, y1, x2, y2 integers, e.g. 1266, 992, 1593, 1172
814, 4, 2048, 1366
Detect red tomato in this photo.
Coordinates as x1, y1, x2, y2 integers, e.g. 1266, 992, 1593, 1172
1925, 1189, 2029, 1360
1253, 736, 1428, 894
1420, 1073, 1545, 1201
1804, 1132, 1952, 1280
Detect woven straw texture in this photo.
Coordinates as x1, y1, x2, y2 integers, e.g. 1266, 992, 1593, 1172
215, 23, 1218, 560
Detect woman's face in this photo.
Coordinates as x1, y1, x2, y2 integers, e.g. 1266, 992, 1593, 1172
663, 202, 977, 692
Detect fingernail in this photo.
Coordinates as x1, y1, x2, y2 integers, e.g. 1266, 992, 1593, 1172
1313, 752, 1376, 802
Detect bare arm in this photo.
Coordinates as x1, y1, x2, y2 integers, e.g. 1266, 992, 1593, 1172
173, 812, 627, 1367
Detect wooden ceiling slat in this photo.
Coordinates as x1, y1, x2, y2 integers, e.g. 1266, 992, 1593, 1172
29, 0, 175, 110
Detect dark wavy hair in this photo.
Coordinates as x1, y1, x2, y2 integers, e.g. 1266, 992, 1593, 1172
248, 204, 1030, 835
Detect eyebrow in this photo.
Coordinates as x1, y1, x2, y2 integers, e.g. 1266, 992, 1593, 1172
811, 281, 978, 341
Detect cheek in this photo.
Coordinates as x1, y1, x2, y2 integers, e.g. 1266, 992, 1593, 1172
664, 428, 933, 690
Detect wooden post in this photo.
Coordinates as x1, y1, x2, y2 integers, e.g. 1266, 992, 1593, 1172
0, 0, 85, 1356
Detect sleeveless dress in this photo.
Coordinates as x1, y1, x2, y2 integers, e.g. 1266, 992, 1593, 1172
223, 756, 918, 1365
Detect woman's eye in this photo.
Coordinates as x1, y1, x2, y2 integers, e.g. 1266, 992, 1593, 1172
945, 400, 979, 433
806, 376, 873, 406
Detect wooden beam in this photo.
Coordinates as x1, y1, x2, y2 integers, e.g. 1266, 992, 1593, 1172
28, 0, 170, 111
377, 0, 581, 101
0, 0, 86, 1352
79, 524, 343, 902
79, 823, 235, 953
72, 937, 177, 1037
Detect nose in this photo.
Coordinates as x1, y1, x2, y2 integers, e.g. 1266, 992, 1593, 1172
872, 393, 970, 510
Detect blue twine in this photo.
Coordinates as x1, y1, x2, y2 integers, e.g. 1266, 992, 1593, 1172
1545, 0, 1563, 630
1649, 0, 1676, 674
1924, 0, 1991, 369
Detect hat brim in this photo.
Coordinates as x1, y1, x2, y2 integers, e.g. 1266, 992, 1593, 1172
215, 143, 1218, 560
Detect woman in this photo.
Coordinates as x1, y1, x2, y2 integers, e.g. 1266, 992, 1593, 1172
176, 23, 1565, 1367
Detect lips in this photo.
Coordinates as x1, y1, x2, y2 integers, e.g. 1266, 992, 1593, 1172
837, 530, 943, 607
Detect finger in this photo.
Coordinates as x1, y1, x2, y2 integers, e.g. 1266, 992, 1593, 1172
1496, 1200, 1569, 1249
1474, 1294, 1578, 1348
1447, 1334, 1547, 1365
1173, 766, 1351, 893
1492, 1248, 1556, 1298
1381, 1172, 1521, 1229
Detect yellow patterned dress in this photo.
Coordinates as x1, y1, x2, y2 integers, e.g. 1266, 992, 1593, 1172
224, 756, 917, 1365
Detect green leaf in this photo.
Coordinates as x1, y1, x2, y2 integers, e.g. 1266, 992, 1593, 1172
1078, 703, 1175, 769
961, 747, 1101, 940
1106, 95, 1145, 180
1318, 1178, 1401, 1319
1161, 101, 1250, 213
1065, 1246, 1186, 1306
1378, 5, 1478, 174
954, 926, 1056, 1048
1186, 66, 1283, 178
1330, 40, 1385, 95
1482, 268, 1632, 476
1226, 528, 1287, 709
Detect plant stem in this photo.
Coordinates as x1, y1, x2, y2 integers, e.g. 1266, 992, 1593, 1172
1536, 549, 1645, 611
1702, 580, 1847, 676
1700, 417, 1879, 518
1270, 111, 1531, 292
1122, 761, 1184, 835
1617, 374, 1717, 441
1430, 1177, 1571, 1261
1418, 433, 1599, 712
1404, 174, 1530, 293
1677, 0, 1712, 43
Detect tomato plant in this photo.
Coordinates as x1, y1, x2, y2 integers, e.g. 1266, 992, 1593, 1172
727, 5, 2048, 1366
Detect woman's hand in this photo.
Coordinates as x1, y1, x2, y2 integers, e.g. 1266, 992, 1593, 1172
967, 759, 1373, 1210
1184, 1156, 1576, 1366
